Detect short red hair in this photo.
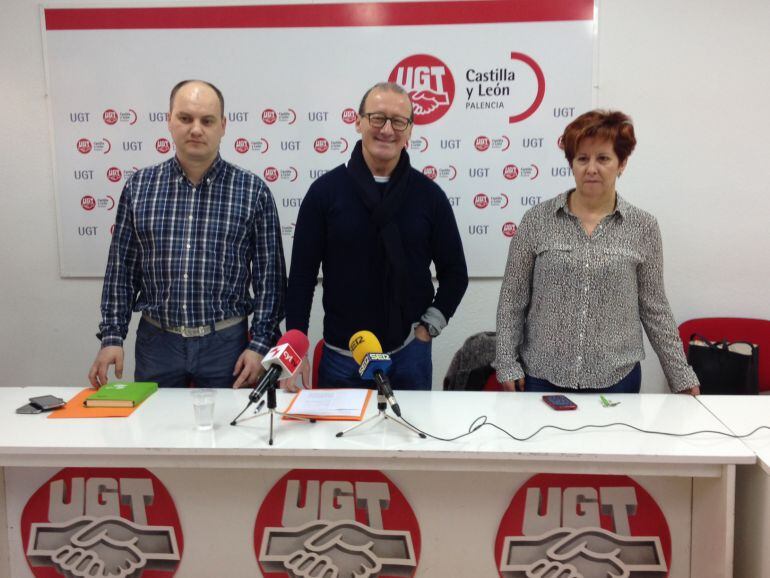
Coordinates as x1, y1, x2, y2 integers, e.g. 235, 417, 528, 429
561, 110, 636, 165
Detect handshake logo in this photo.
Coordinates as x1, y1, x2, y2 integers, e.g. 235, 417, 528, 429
259, 519, 417, 578
410, 90, 451, 117
26, 515, 180, 578
500, 527, 668, 578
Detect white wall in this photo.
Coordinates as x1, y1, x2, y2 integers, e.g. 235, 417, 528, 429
1, 0, 769, 392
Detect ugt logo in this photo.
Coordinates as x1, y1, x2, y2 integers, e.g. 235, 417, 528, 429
255, 469, 420, 578
21, 467, 183, 578
496, 474, 671, 577
389, 54, 455, 125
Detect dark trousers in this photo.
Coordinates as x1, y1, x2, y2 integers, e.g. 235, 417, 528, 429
134, 318, 247, 388
318, 337, 433, 390
524, 363, 642, 394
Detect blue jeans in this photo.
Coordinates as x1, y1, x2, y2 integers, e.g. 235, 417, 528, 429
524, 363, 642, 394
317, 337, 433, 390
134, 318, 248, 388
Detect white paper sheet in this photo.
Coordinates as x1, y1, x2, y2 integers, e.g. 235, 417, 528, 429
284, 389, 370, 418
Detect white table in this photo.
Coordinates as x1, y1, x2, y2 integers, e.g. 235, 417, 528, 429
697, 395, 770, 578
0, 387, 754, 577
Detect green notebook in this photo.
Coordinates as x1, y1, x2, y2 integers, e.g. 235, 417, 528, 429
84, 382, 158, 408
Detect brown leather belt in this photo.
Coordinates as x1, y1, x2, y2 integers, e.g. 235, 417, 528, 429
142, 313, 245, 338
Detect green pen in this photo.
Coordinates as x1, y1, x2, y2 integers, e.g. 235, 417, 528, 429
600, 395, 619, 407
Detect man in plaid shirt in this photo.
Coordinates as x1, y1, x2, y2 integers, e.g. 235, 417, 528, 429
88, 80, 286, 389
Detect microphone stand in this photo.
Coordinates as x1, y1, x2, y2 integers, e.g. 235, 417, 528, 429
230, 370, 313, 446
336, 377, 425, 439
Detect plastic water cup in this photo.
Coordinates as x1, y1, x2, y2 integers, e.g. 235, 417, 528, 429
191, 389, 216, 430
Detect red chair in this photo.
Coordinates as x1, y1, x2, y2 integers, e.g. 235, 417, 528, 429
483, 372, 503, 391
311, 339, 325, 389
678, 318, 770, 393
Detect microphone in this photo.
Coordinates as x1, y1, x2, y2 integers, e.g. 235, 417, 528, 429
348, 331, 401, 417
250, 329, 309, 403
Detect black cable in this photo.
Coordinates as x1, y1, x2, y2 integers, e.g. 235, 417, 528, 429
397, 414, 770, 443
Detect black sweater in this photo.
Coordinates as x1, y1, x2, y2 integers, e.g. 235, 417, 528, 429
286, 163, 468, 352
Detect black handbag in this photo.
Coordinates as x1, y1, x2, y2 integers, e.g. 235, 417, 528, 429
687, 334, 759, 395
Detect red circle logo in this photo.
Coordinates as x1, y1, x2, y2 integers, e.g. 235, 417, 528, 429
234, 138, 250, 154
341, 108, 357, 124
474, 136, 490, 152
81, 195, 96, 211
474, 193, 490, 209
495, 474, 671, 577
314, 138, 329, 153
155, 138, 171, 154
103, 109, 118, 125
422, 166, 437, 180
508, 52, 547, 124
389, 54, 455, 125
262, 109, 277, 125
263, 167, 279, 182
502, 222, 518, 237
254, 469, 420, 578
503, 164, 520, 180
77, 138, 92, 154
106, 167, 122, 182
21, 467, 184, 577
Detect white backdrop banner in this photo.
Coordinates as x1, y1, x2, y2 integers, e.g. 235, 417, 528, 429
43, 0, 594, 277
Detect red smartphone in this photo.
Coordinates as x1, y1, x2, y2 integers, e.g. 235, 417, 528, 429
542, 394, 577, 411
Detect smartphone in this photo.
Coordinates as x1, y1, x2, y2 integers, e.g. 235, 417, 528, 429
28, 395, 66, 411
16, 395, 66, 414
542, 394, 577, 411
16, 403, 43, 415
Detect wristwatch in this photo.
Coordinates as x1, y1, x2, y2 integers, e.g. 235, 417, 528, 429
418, 321, 439, 338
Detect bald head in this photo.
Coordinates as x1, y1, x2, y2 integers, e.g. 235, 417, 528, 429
170, 80, 224, 118
167, 80, 227, 175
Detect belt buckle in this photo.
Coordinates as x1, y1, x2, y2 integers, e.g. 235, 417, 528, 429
180, 326, 208, 338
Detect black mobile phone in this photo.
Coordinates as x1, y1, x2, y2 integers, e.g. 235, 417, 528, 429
16, 403, 43, 414
542, 394, 578, 411
28, 395, 66, 411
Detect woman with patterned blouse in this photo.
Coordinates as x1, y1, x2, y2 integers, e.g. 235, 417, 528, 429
495, 110, 700, 395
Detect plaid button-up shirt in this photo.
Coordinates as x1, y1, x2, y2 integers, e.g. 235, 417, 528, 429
98, 155, 286, 355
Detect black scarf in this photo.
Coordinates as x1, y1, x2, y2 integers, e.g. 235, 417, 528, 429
346, 140, 412, 350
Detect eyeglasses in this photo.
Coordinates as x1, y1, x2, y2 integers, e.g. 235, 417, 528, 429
361, 113, 412, 132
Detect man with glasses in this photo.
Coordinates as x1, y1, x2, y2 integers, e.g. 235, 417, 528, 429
284, 82, 468, 390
